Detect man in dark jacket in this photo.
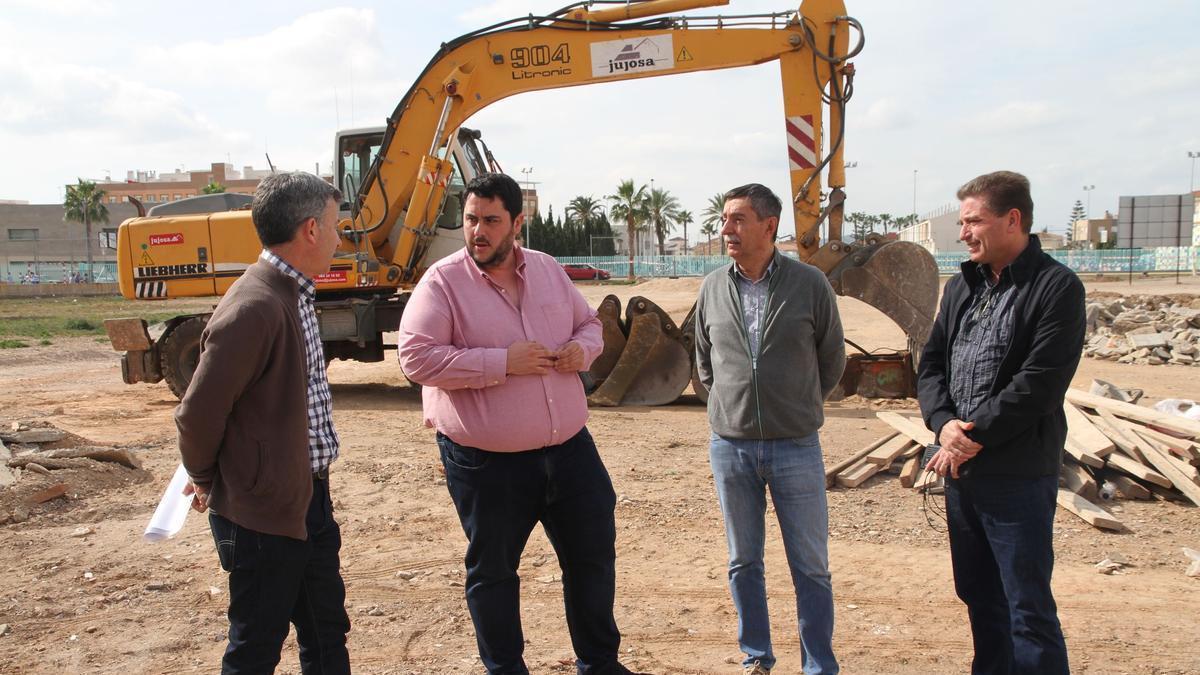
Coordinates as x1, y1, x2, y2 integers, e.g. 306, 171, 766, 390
918, 171, 1085, 675
177, 172, 351, 674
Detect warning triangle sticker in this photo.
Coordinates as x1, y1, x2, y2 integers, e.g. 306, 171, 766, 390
677, 46, 693, 62
140, 251, 154, 266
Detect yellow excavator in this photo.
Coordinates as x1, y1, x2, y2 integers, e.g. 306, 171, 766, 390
105, 0, 938, 404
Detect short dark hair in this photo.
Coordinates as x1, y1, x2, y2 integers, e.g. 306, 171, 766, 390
724, 183, 782, 241
251, 172, 341, 247
464, 173, 523, 221
956, 171, 1034, 233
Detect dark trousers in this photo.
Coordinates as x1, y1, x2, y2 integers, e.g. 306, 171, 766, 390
945, 474, 1068, 675
208, 476, 351, 675
438, 428, 621, 675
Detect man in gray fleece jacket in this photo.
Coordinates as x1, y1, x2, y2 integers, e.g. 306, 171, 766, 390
695, 183, 845, 675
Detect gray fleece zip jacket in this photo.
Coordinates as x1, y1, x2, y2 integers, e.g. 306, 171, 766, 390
695, 250, 846, 440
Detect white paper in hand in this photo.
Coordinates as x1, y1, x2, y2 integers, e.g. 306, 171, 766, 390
144, 464, 193, 542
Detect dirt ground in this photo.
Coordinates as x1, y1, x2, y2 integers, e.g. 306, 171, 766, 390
1, 275, 1198, 674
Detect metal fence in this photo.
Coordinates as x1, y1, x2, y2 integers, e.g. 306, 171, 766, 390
561, 247, 1199, 278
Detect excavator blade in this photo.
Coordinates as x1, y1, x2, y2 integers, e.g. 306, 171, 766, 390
836, 241, 939, 350
587, 306, 692, 407
590, 294, 627, 382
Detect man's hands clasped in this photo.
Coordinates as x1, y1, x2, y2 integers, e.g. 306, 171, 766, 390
927, 419, 982, 479
505, 341, 585, 376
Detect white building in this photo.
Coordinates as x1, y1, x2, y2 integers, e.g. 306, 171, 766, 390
894, 207, 965, 255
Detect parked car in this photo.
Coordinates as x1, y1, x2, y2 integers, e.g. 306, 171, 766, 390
561, 263, 611, 280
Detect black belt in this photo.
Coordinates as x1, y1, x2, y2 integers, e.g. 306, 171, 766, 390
313, 467, 329, 481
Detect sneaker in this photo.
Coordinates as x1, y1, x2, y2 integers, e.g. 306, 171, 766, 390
744, 661, 770, 675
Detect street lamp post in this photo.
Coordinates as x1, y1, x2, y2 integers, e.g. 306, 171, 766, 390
520, 167, 534, 249
1188, 151, 1199, 193
1082, 184, 1095, 218
912, 169, 918, 220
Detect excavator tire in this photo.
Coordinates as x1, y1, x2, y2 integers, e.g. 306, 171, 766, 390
160, 316, 208, 399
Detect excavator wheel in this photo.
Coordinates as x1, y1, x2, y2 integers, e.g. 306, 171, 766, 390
160, 315, 208, 399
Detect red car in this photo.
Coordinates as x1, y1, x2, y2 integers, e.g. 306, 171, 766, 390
561, 263, 611, 280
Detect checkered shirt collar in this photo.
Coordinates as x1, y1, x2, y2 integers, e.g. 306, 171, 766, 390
260, 250, 316, 300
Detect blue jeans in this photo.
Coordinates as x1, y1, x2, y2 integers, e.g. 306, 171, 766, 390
709, 433, 838, 674
945, 474, 1069, 675
439, 428, 623, 675
208, 476, 350, 675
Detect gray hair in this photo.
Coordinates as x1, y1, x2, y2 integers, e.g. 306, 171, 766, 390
251, 172, 341, 247
724, 183, 783, 241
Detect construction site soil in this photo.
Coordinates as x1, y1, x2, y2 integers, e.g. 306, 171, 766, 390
1, 276, 1198, 674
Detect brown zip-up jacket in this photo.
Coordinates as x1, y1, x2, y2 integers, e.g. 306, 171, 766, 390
176, 259, 314, 540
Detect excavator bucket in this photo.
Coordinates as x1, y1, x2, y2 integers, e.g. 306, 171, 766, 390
587, 296, 693, 407
831, 240, 939, 352
589, 295, 627, 382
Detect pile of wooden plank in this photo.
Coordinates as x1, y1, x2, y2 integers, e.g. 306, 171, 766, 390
827, 389, 1200, 532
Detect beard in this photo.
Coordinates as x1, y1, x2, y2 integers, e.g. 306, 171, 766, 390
469, 227, 518, 269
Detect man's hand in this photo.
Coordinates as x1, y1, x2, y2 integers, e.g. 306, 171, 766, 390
938, 419, 982, 462
551, 341, 584, 373
926, 446, 967, 479
183, 480, 209, 513
506, 341, 555, 376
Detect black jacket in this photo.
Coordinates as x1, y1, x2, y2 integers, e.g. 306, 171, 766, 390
918, 235, 1086, 478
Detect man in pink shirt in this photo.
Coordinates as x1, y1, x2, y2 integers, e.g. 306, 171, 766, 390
398, 173, 637, 675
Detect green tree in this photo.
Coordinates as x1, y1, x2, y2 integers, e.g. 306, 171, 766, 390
675, 209, 694, 254
877, 212, 894, 234
701, 192, 726, 254
646, 187, 680, 255
201, 180, 226, 194
846, 211, 871, 243
1066, 200, 1086, 245
606, 179, 649, 279
63, 179, 109, 282
700, 221, 718, 255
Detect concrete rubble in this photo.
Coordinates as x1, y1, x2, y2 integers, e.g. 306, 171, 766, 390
1083, 295, 1200, 366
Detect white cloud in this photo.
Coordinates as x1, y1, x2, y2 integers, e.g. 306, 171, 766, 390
457, 0, 537, 25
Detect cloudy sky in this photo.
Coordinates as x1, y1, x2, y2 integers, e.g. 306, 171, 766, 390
2, 0, 1198, 239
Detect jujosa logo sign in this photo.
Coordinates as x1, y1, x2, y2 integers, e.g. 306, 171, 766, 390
590, 36, 674, 78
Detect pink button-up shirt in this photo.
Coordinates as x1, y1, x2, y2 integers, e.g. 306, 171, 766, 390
397, 246, 603, 452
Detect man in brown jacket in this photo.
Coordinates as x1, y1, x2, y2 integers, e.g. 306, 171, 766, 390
177, 171, 351, 674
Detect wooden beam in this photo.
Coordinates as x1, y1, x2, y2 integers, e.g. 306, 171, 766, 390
1096, 409, 1150, 464
1060, 458, 1098, 501
866, 436, 917, 467
1134, 425, 1200, 462
835, 460, 883, 488
1137, 444, 1200, 507
1064, 402, 1116, 457
1107, 474, 1151, 500
1066, 389, 1200, 438
876, 411, 936, 446
1105, 452, 1172, 488
1064, 436, 1105, 469
1131, 429, 1200, 482
1056, 488, 1125, 531
825, 433, 897, 488
899, 455, 921, 488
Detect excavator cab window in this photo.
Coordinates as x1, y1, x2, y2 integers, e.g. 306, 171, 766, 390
335, 128, 384, 207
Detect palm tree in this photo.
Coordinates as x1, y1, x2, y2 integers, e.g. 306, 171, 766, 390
877, 212, 893, 235
675, 209, 693, 254
646, 187, 680, 255
606, 179, 648, 279
700, 221, 718, 255
701, 192, 727, 255
63, 179, 109, 282
566, 195, 605, 228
